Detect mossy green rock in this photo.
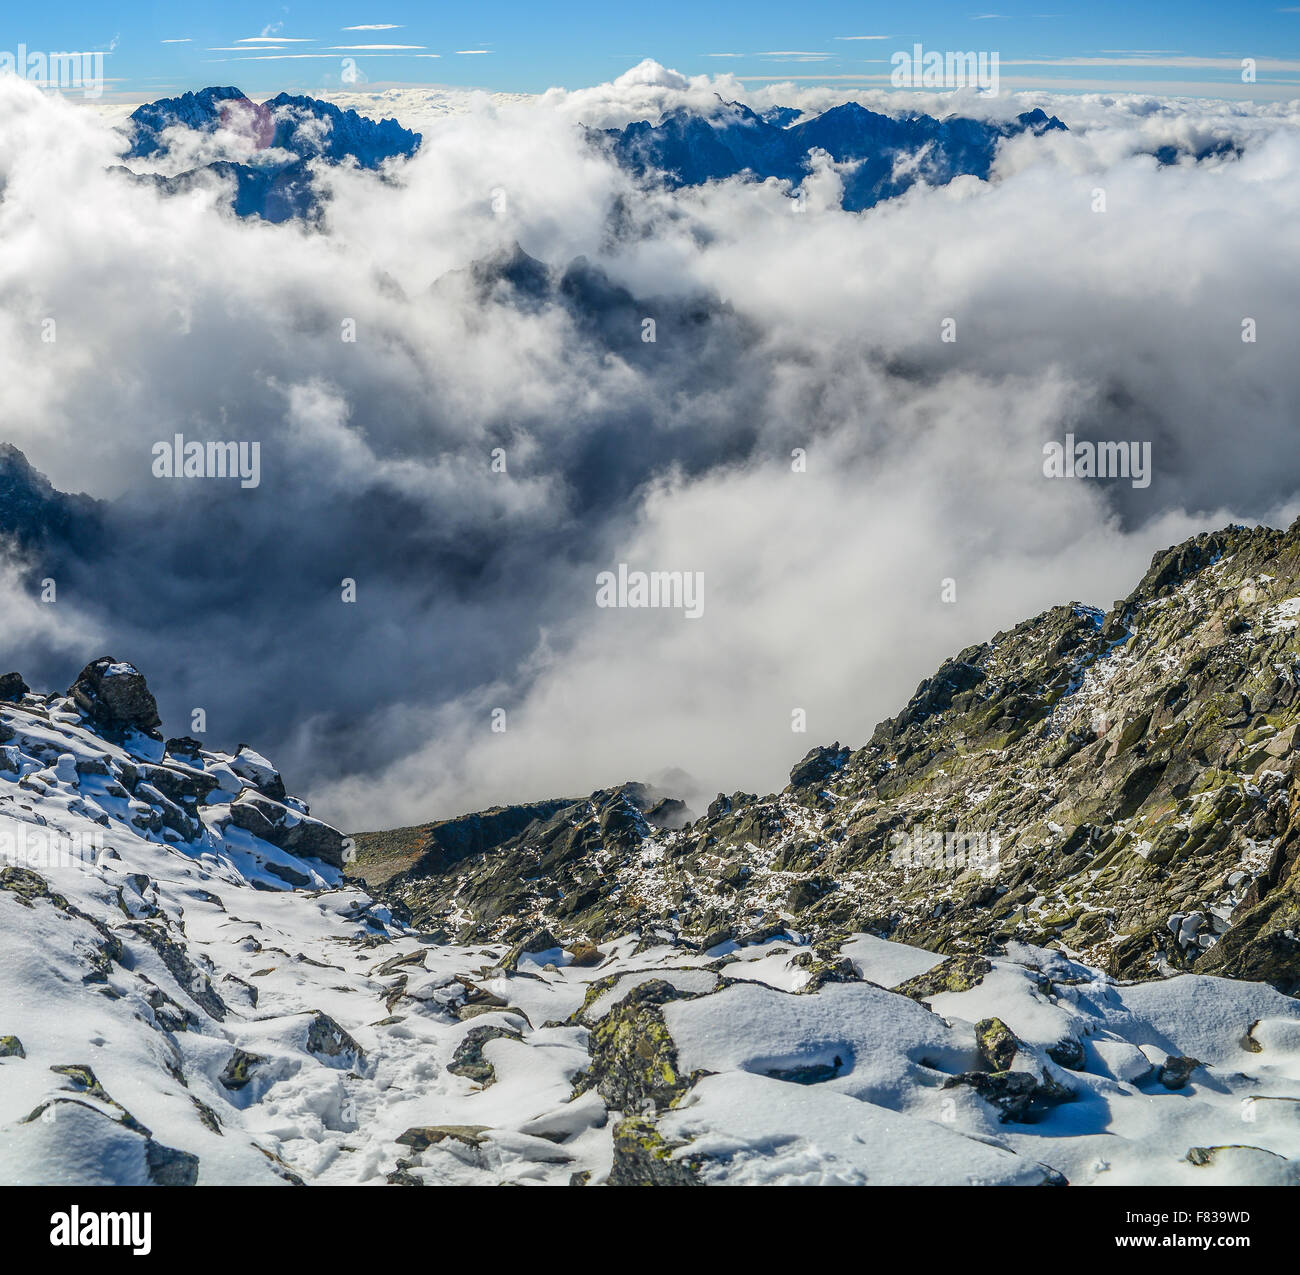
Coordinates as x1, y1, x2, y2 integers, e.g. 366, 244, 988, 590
896, 955, 993, 1001
608, 1117, 703, 1186
975, 1017, 1021, 1072
578, 979, 698, 1113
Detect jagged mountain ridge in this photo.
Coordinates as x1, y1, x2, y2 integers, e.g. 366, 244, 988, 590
126, 88, 422, 167
111, 87, 1250, 226
118, 87, 421, 223
598, 98, 1069, 211
116, 86, 1067, 222
366, 521, 1300, 995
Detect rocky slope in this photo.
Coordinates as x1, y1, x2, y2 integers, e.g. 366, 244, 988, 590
0, 443, 100, 557
369, 522, 1300, 998
6, 523, 1300, 1185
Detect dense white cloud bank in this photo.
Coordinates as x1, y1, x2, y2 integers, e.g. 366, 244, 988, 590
1, 63, 1298, 830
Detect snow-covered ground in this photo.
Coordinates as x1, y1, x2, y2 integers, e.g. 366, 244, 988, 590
2, 686, 1299, 1186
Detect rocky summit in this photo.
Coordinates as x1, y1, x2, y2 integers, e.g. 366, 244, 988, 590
5, 527, 1300, 1185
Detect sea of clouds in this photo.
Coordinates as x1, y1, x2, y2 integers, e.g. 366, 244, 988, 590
1, 61, 1298, 830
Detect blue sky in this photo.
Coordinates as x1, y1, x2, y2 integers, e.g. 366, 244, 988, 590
14, 1, 1300, 100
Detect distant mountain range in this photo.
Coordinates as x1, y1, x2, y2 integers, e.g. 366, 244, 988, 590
113, 88, 1256, 224
598, 98, 1068, 211
116, 87, 1073, 221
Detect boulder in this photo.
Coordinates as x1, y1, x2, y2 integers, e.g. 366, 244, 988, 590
67, 658, 161, 738
0, 672, 28, 703
227, 790, 348, 868
789, 742, 850, 790
975, 1017, 1021, 1072
230, 745, 287, 801
447, 1024, 521, 1086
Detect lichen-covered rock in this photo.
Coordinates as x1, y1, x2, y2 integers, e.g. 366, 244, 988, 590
1185, 1144, 1287, 1169
1, 867, 124, 984
0, 1035, 24, 1058
0, 865, 64, 907
29, 1065, 151, 1135
608, 1117, 703, 1186
790, 950, 861, 993
218, 1048, 266, 1091
975, 1017, 1021, 1072
896, 955, 993, 1001
577, 979, 699, 1113
395, 1124, 489, 1152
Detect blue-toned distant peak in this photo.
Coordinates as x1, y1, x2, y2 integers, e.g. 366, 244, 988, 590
126, 87, 248, 158
125, 88, 421, 169
259, 93, 422, 167
759, 105, 804, 128
1014, 106, 1068, 134
119, 87, 423, 224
